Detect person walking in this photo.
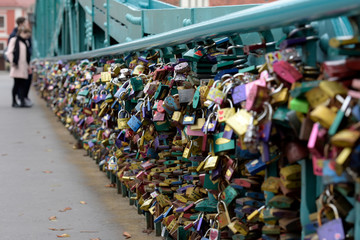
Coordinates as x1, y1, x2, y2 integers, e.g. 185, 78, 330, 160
7, 17, 33, 106
5, 28, 32, 108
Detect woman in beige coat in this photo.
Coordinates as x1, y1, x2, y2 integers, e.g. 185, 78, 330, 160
5, 28, 32, 107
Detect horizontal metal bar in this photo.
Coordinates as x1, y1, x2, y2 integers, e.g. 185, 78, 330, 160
41, 0, 360, 61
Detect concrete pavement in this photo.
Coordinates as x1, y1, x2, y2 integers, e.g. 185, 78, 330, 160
0, 71, 158, 240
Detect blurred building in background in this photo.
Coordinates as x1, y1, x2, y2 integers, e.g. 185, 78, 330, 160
162, 0, 276, 7
0, 0, 35, 70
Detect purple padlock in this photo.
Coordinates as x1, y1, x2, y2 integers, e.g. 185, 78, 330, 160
175, 207, 185, 213
115, 138, 123, 148
176, 185, 194, 194
259, 121, 272, 142
196, 214, 203, 232
261, 141, 270, 163
212, 162, 222, 181
222, 126, 234, 140
232, 84, 246, 105
153, 136, 160, 150
77, 118, 85, 127
99, 90, 107, 101
183, 175, 194, 181
202, 112, 217, 133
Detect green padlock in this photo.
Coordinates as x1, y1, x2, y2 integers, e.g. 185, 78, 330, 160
213, 132, 235, 153
221, 185, 238, 206
289, 98, 309, 113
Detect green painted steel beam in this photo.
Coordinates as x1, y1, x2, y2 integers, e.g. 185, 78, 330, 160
37, 0, 360, 61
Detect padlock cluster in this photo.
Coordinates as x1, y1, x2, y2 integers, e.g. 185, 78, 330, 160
33, 32, 360, 240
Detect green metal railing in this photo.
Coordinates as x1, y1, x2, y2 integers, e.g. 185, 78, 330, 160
32, 0, 259, 58
35, 0, 360, 62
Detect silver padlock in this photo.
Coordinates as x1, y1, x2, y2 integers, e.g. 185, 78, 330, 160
243, 114, 259, 153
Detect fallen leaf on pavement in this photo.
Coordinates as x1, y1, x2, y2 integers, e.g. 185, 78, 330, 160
43, 170, 53, 174
57, 234, 70, 238
45, 149, 53, 152
42, 136, 47, 139
105, 183, 116, 188
49, 216, 57, 221
1, 154, 8, 156
25, 168, 30, 171
49, 228, 69, 231
123, 232, 131, 239
59, 207, 72, 212
90, 238, 101, 240
80, 201, 87, 205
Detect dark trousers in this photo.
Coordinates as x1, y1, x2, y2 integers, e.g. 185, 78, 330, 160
12, 78, 27, 104
24, 74, 32, 99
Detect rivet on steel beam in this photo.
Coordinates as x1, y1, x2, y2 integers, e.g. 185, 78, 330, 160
183, 18, 192, 27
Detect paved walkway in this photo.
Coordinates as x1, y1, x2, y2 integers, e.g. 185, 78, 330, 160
0, 71, 158, 240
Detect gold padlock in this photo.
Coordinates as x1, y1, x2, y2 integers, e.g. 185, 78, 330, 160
310, 105, 336, 129
182, 140, 193, 159
319, 80, 347, 98
172, 111, 182, 122
280, 164, 301, 181
204, 156, 219, 171
101, 71, 112, 82
271, 87, 289, 105
189, 110, 205, 131
117, 110, 130, 129
226, 109, 254, 136
335, 147, 352, 175
305, 87, 329, 108
217, 99, 235, 123
331, 129, 360, 147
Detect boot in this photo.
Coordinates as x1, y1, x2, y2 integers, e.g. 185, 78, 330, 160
20, 99, 32, 108
12, 96, 19, 108
12, 101, 20, 108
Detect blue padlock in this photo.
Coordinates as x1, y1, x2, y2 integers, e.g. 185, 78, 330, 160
127, 115, 142, 132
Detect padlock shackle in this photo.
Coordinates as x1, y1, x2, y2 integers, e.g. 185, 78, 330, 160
204, 111, 217, 134
212, 80, 221, 88
226, 45, 244, 52
221, 74, 233, 82
221, 77, 233, 86
269, 82, 284, 96
256, 101, 272, 122
227, 99, 234, 109
118, 109, 130, 118
317, 203, 340, 227
216, 199, 229, 214
222, 82, 233, 97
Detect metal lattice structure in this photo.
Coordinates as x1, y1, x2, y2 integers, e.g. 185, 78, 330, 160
32, 0, 258, 58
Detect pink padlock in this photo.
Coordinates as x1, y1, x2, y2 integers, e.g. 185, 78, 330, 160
307, 123, 326, 158
157, 100, 165, 113
273, 60, 302, 83
185, 126, 205, 137
312, 155, 324, 176
245, 84, 269, 112
85, 116, 94, 125
73, 115, 80, 123
349, 78, 360, 99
